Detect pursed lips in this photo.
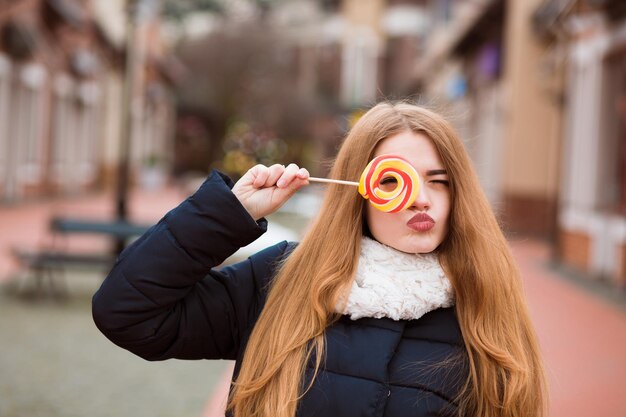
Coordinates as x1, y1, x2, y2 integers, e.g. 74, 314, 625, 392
406, 212, 435, 232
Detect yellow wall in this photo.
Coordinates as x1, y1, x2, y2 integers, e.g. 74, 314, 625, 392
342, 0, 385, 38
501, 0, 562, 197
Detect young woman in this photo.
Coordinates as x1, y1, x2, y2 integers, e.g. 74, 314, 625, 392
93, 102, 548, 417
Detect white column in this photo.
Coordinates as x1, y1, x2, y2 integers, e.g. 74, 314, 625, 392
560, 31, 626, 278
341, 26, 380, 107
474, 83, 503, 205
561, 40, 605, 211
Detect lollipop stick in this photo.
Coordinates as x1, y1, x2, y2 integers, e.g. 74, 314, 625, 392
307, 177, 359, 187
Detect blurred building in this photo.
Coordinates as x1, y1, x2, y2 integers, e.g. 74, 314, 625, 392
263, 0, 433, 166
93, 0, 177, 192
163, 0, 626, 287
168, 0, 436, 175
0, 0, 175, 204
412, 0, 562, 240
533, 0, 626, 287
411, 0, 626, 288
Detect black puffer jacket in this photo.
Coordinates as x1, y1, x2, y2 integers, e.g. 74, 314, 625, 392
92, 171, 468, 417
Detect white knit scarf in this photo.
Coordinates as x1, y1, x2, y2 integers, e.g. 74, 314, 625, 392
336, 237, 455, 321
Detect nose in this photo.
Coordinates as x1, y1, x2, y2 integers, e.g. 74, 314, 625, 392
412, 185, 430, 211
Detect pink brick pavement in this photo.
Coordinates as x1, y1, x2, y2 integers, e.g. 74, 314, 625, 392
1, 189, 625, 417
511, 240, 626, 417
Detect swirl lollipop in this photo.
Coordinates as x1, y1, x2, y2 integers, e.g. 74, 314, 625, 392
357, 155, 420, 212
307, 154, 420, 213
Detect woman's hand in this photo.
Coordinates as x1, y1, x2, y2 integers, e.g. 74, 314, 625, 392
232, 163, 310, 221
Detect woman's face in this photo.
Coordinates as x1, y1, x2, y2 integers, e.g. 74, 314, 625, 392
365, 130, 451, 254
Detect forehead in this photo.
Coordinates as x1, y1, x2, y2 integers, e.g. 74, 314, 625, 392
373, 130, 445, 171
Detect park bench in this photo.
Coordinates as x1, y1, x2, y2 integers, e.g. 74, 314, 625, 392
12, 216, 152, 297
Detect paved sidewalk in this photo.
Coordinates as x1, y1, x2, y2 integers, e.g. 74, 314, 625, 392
511, 239, 626, 417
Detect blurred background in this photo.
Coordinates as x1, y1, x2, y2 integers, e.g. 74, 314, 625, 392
0, 0, 625, 416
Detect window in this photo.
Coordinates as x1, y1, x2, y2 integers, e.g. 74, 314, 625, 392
51, 74, 74, 189
0, 54, 11, 196
15, 63, 46, 185
76, 81, 101, 183
51, 76, 102, 191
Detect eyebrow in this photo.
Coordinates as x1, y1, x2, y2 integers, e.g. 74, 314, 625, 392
425, 169, 447, 177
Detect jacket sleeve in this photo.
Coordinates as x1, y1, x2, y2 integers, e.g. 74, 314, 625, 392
92, 170, 289, 361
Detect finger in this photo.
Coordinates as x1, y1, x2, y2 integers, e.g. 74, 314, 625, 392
264, 164, 285, 188
250, 165, 269, 188
277, 163, 300, 188
278, 170, 310, 199
296, 167, 309, 180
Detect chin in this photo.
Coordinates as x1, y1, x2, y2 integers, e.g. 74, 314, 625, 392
389, 239, 438, 255
409, 246, 437, 255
